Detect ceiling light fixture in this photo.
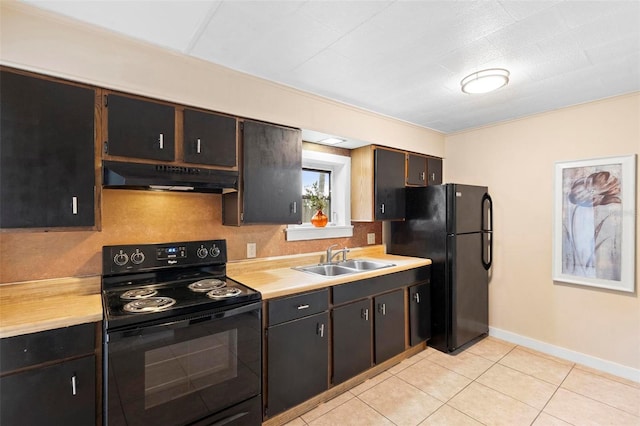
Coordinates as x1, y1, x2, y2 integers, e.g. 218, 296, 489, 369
319, 137, 345, 145
461, 68, 510, 94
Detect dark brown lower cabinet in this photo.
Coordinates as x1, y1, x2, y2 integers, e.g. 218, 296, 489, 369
409, 282, 431, 346
332, 299, 372, 384
0, 355, 96, 426
266, 312, 329, 417
374, 289, 405, 363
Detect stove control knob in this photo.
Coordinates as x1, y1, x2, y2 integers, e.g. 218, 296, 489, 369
197, 246, 209, 259
113, 251, 129, 266
210, 245, 221, 258
130, 250, 145, 265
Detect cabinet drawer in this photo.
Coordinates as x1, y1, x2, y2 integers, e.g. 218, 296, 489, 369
268, 289, 329, 326
0, 323, 95, 374
332, 267, 430, 305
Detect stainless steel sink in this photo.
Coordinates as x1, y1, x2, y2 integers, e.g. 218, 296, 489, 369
294, 264, 356, 276
294, 259, 395, 277
338, 259, 394, 271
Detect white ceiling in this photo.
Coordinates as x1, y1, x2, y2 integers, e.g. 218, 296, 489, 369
24, 0, 640, 136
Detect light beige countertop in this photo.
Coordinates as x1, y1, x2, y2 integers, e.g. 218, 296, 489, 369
227, 245, 431, 300
0, 246, 430, 338
0, 276, 102, 339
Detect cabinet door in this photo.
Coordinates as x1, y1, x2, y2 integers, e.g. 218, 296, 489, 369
409, 283, 431, 346
406, 153, 427, 186
0, 355, 96, 426
242, 121, 302, 224
106, 94, 175, 161
374, 289, 405, 363
0, 71, 95, 228
266, 312, 328, 417
183, 109, 237, 167
332, 299, 372, 384
374, 148, 405, 220
427, 158, 443, 185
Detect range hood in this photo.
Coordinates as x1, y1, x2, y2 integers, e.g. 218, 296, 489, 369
103, 160, 238, 193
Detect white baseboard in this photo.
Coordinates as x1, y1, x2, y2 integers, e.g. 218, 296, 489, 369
489, 327, 640, 384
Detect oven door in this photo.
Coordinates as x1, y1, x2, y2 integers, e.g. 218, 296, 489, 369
104, 301, 261, 426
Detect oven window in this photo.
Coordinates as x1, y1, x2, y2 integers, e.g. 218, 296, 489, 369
144, 330, 238, 409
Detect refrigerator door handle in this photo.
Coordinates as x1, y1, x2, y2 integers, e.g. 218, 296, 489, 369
481, 193, 493, 270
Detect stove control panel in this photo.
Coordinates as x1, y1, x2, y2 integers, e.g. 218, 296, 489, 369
103, 240, 227, 274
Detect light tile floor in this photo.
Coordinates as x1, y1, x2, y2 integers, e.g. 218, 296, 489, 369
284, 337, 640, 426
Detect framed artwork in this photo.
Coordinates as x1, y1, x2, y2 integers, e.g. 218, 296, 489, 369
553, 154, 636, 292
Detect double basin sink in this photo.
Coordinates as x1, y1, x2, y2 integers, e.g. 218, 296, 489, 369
294, 259, 395, 277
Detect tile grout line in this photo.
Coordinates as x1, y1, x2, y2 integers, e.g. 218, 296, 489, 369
531, 363, 576, 426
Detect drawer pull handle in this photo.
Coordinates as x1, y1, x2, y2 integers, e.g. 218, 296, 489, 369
297, 304, 310, 310
379, 303, 386, 315
197, 138, 201, 153
362, 308, 369, 321
71, 375, 77, 395
318, 323, 325, 338
72, 196, 78, 215
159, 133, 164, 149
414, 293, 420, 303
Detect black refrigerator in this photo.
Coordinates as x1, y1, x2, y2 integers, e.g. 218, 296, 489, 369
389, 184, 493, 353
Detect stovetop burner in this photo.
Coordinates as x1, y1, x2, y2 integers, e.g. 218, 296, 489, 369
207, 287, 242, 299
188, 278, 226, 292
102, 239, 261, 329
121, 288, 158, 300
123, 297, 177, 313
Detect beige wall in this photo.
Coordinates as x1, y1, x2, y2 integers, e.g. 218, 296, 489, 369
445, 93, 640, 372
0, 2, 444, 156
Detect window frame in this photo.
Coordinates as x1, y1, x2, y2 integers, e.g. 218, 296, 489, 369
285, 150, 353, 241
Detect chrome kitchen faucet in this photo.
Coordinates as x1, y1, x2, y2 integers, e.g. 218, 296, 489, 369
326, 244, 350, 264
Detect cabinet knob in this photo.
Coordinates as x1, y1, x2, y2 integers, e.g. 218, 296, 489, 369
431, 173, 436, 181
159, 133, 164, 149
196, 138, 201, 154
71, 375, 77, 396
297, 304, 310, 310
292, 201, 297, 214
414, 293, 420, 303
317, 323, 325, 338
71, 196, 78, 215
420, 172, 425, 181
380, 203, 385, 214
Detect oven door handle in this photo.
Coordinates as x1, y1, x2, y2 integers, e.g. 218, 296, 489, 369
107, 301, 262, 340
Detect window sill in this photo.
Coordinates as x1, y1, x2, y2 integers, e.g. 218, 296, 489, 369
285, 225, 354, 241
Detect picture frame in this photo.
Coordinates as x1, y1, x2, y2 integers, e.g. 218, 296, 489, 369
553, 154, 636, 292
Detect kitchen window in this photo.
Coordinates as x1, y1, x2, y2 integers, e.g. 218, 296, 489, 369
286, 150, 353, 241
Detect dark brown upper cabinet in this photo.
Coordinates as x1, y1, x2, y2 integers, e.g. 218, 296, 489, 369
183, 108, 237, 167
406, 153, 427, 186
105, 93, 175, 161
427, 157, 443, 185
223, 120, 302, 225
351, 145, 406, 221
0, 70, 96, 229
374, 147, 406, 220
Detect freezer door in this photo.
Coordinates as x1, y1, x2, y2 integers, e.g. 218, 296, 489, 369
448, 233, 488, 351
448, 184, 488, 234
